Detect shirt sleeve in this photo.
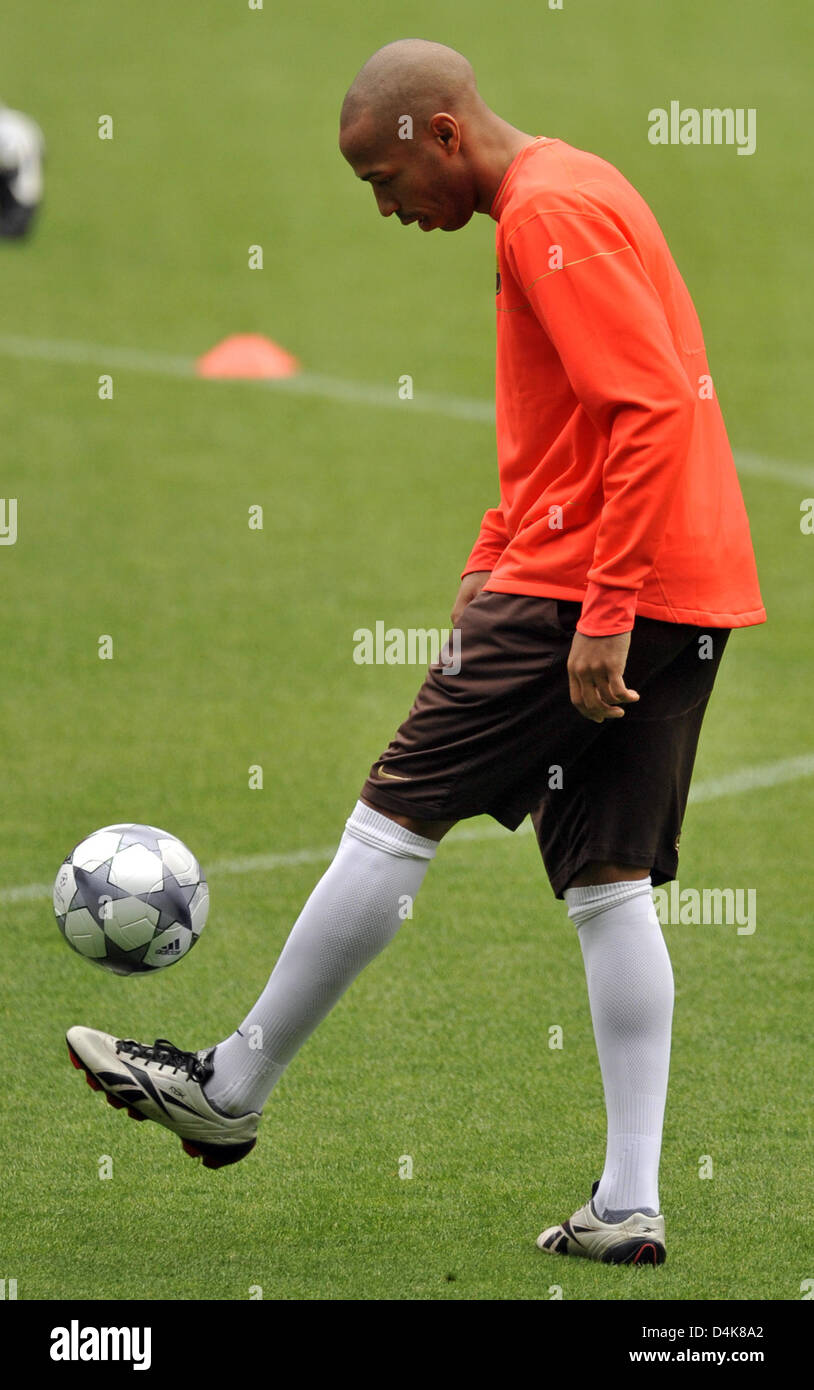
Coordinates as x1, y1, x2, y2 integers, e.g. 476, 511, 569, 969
462, 504, 510, 577
505, 208, 697, 635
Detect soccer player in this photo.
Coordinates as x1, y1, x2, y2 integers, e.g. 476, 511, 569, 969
68, 39, 765, 1266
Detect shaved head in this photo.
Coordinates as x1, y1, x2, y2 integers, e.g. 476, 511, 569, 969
339, 39, 535, 233
340, 38, 481, 143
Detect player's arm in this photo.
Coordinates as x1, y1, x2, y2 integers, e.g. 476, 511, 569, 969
506, 208, 696, 719
451, 569, 491, 626
451, 502, 509, 625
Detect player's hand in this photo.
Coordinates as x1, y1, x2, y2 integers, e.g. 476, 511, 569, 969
567, 631, 640, 722
451, 570, 491, 626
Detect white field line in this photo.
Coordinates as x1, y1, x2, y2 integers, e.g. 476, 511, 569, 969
733, 451, 814, 489
3, 753, 813, 906
0, 333, 494, 422
0, 333, 811, 476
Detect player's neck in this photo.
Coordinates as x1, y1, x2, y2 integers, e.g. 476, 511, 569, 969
473, 120, 540, 214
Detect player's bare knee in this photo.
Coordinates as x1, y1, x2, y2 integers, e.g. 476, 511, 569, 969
359, 798, 456, 842
567, 860, 651, 888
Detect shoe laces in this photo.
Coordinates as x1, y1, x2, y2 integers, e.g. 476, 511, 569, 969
116, 1037, 212, 1084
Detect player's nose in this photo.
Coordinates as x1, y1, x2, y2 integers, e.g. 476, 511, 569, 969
373, 191, 398, 217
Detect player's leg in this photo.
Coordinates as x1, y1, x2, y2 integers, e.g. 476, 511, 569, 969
568, 859, 650, 886
563, 864, 674, 1235
535, 862, 674, 1263
200, 801, 453, 1118
68, 799, 451, 1165
565, 849, 669, 1230
204, 596, 601, 1120
533, 620, 731, 1261
368, 806, 457, 838
67, 591, 612, 1164
66, 591, 595, 1164
68, 593, 527, 1164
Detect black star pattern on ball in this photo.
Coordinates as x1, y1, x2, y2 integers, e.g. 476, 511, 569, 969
140, 868, 199, 933
117, 825, 170, 856
72, 861, 136, 925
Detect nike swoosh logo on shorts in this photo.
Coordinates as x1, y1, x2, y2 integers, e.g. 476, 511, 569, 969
376, 763, 410, 781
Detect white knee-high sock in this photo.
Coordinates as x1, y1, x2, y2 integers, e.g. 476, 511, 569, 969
563, 878, 674, 1220
205, 802, 438, 1115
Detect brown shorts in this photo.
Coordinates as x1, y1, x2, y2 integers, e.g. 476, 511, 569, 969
359, 591, 730, 897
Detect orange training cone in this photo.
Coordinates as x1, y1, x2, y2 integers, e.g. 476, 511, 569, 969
196, 334, 301, 380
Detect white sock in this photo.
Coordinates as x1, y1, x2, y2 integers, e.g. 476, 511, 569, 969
564, 878, 674, 1221
205, 802, 438, 1115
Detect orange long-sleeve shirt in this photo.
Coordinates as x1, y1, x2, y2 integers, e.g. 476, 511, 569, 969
464, 137, 766, 635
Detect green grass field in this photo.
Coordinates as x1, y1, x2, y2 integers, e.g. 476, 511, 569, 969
1, 0, 811, 1302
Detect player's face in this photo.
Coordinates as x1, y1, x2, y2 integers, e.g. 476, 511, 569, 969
341, 122, 476, 232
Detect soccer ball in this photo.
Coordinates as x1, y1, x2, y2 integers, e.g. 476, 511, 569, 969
53, 823, 209, 976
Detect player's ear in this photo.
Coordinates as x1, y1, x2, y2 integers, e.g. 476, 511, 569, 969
430, 114, 460, 152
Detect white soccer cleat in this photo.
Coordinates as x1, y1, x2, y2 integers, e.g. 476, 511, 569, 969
66, 1026, 259, 1169
536, 1182, 666, 1265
